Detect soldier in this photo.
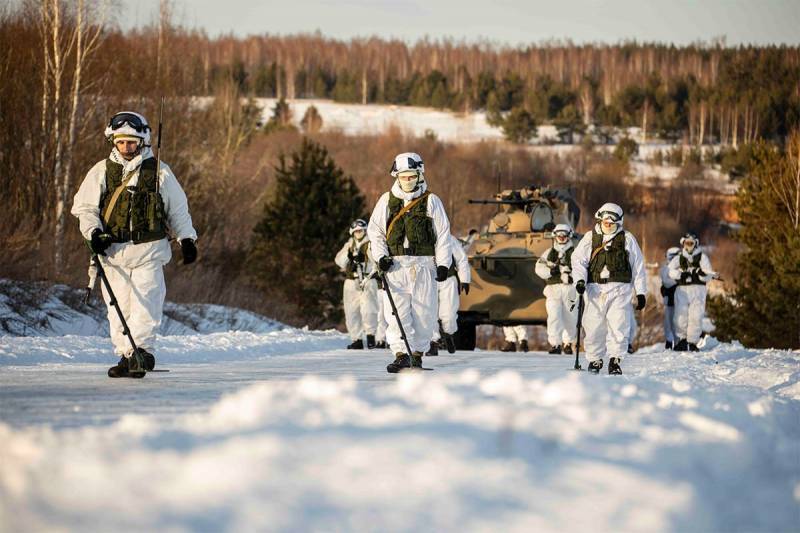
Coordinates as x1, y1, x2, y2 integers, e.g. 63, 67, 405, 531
668, 233, 717, 351
71, 111, 197, 378
334, 219, 378, 349
428, 234, 471, 355
660, 247, 680, 349
572, 203, 647, 375
367, 152, 451, 372
535, 223, 578, 354
501, 326, 529, 352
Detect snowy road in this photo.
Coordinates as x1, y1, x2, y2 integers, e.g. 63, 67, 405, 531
1, 334, 799, 532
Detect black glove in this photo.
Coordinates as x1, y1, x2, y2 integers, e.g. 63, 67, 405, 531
636, 294, 646, 310
180, 238, 197, 265
436, 265, 449, 282
680, 271, 690, 283
460, 283, 470, 295
575, 279, 586, 294
660, 286, 667, 297
378, 256, 393, 272
550, 267, 560, 278
89, 229, 112, 255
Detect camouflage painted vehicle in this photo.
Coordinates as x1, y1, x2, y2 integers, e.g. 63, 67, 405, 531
454, 186, 581, 350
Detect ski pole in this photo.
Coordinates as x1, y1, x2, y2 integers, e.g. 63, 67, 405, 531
380, 272, 413, 358
573, 292, 584, 370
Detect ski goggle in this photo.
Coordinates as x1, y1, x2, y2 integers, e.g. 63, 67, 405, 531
597, 211, 621, 222
390, 157, 423, 175
108, 113, 150, 133
554, 230, 570, 238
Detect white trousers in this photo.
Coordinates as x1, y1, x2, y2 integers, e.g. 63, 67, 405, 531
663, 298, 677, 343
343, 278, 378, 341
628, 305, 638, 343
675, 285, 707, 344
375, 288, 387, 342
100, 259, 166, 356
432, 275, 460, 341
582, 283, 633, 362
382, 257, 438, 354
544, 284, 577, 346
503, 325, 528, 342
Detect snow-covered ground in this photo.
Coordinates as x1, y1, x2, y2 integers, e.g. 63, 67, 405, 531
2, 313, 798, 531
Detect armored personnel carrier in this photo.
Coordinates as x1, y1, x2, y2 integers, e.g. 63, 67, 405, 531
454, 185, 581, 350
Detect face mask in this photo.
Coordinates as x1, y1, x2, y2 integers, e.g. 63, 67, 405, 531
601, 220, 617, 235
353, 230, 365, 240
398, 175, 418, 192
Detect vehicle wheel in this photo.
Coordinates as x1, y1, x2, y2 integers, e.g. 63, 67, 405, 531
453, 319, 476, 351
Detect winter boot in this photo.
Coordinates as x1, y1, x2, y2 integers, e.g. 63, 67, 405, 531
674, 339, 688, 352
387, 353, 411, 373
627, 344, 635, 354
563, 344, 573, 355
411, 351, 424, 369
608, 357, 622, 375
519, 339, 529, 352
126, 350, 146, 378
347, 339, 364, 350
443, 332, 456, 354
500, 341, 517, 352
107, 356, 129, 378
139, 349, 156, 371
548, 344, 562, 355
688, 343, 699, 352
426, 341, 439, 356
366, 335, 376, 349
588, 359, 604, 374
376, 340, 387, 349
665, 341, 673, 350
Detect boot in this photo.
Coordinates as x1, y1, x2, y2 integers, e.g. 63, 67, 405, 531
411, 351, 424, 368
426, 341, 439, 356
375, 340, 387, 349
688, 343, 699, 352
608, 357, 622, 375
588, 359, 603, 374
107, 356, 129, 378
563, 344, 573, 355
519, 339, 529, 352
127, 349, 146, 377
347, 338, 364, 349
500, 340, 517, 352
548, 344, 562, 355
627, 344, 635, 354
366, 335, 376, 349
387, 352, 411, 373
665, 340, 673, 350
443, 332, 456, 353
674, 339, 688, 352
140, 349, 156, 371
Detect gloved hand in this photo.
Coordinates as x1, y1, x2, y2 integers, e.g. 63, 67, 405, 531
378, 256, 393, 272
576, 279, 586, 294
550, 266, 560, 278
636, 294, 646, 310
660, 286, 667, 297
680, 271, 690, 283
180, 238, 197, 265
89, 229, 113, 255
460, 283, 470, 295
354, 251, 366, 263
436, 265, 449, 282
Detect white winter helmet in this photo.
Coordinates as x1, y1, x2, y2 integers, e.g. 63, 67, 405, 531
680, 232, 699, 248
553, 223, 573, 236
104, 111, 151, 145
390, 152, 425, 177
594, 202, 624, 223
666, 246, 680, 259
349, 219, 367, 235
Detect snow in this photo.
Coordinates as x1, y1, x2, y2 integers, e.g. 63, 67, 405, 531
1, 325, 798, 531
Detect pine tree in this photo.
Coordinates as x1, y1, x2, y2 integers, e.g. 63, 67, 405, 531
249, 138, 367, 327
707, 134, 800, 349
501, 107, 537, 144
300, 105, 323, 134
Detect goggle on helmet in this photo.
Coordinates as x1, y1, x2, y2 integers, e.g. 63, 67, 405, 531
349, 219, 367, 235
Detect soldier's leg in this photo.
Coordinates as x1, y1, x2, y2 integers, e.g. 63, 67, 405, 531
582, 287, 608, 363
343, 279, 363, 341
360, 279, 378, 336
99, 261, 134, 356
606, 286, 633, 361
544, 285, 562, 347
438, 276, 459, 335
383, 267, 415, 355
674, 287, 690, 341
127, 262, 166, 353
409, 262, 437, 354
686, 285, 707, 344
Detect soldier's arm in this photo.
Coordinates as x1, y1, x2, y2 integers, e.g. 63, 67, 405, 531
535, 249, 554, 280
570, 234, 592, 284
451, 235, 471, 282
367, 193, 391, 263
428, 194, 452, 268
668, 255, 682, 281
334, 240, 351, 271
699, 253, 717, 281
626, 233, 648, 295
160, 163, 197, 241
70, 161, 107, 240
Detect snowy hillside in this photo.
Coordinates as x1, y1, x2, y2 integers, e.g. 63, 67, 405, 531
1, 321, 798, 531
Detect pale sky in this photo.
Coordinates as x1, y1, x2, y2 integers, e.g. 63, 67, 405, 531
114, 0, 800, 46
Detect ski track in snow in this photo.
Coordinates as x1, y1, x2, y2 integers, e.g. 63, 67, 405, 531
1, 329, 798, 533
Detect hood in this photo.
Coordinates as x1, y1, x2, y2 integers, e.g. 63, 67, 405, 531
391, 178, 428, 201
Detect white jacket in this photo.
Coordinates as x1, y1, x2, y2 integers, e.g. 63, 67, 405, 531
334, 235, 375, 277
71, 147, 197, 268
660, 263, 677, 289
535, 241, 574, 281
571, 225, 647, 295
367, 180, 451, 268
668, 248, 715, 283
449, 234, 471, 282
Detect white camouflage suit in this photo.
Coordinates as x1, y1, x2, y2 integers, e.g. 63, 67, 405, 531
535, 241, 578, 347
367, 180, 451, 355
503, 326, 528, 343
659, 261, 678, 344
71, 146, 197, 356
433, 234, 471, 340
668, 248, 715, 344
334, 234, 379, 342
571, 225, 647, 363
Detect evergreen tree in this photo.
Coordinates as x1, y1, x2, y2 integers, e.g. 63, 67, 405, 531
265, 97, 294, 132
300, 105, 323, 134
249, 139, 367, 327
707, 134, 800, 349
501, 107, 537, 144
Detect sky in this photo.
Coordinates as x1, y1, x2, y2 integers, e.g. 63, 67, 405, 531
114, 0, 800, 46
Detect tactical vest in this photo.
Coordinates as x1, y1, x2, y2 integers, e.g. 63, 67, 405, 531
545, 246, 574, 285
346, 240, 370, 280
386, 192, 436, 256
99, 157, 167, 244
678, 253, 705, 285
588, 231, 632, 284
